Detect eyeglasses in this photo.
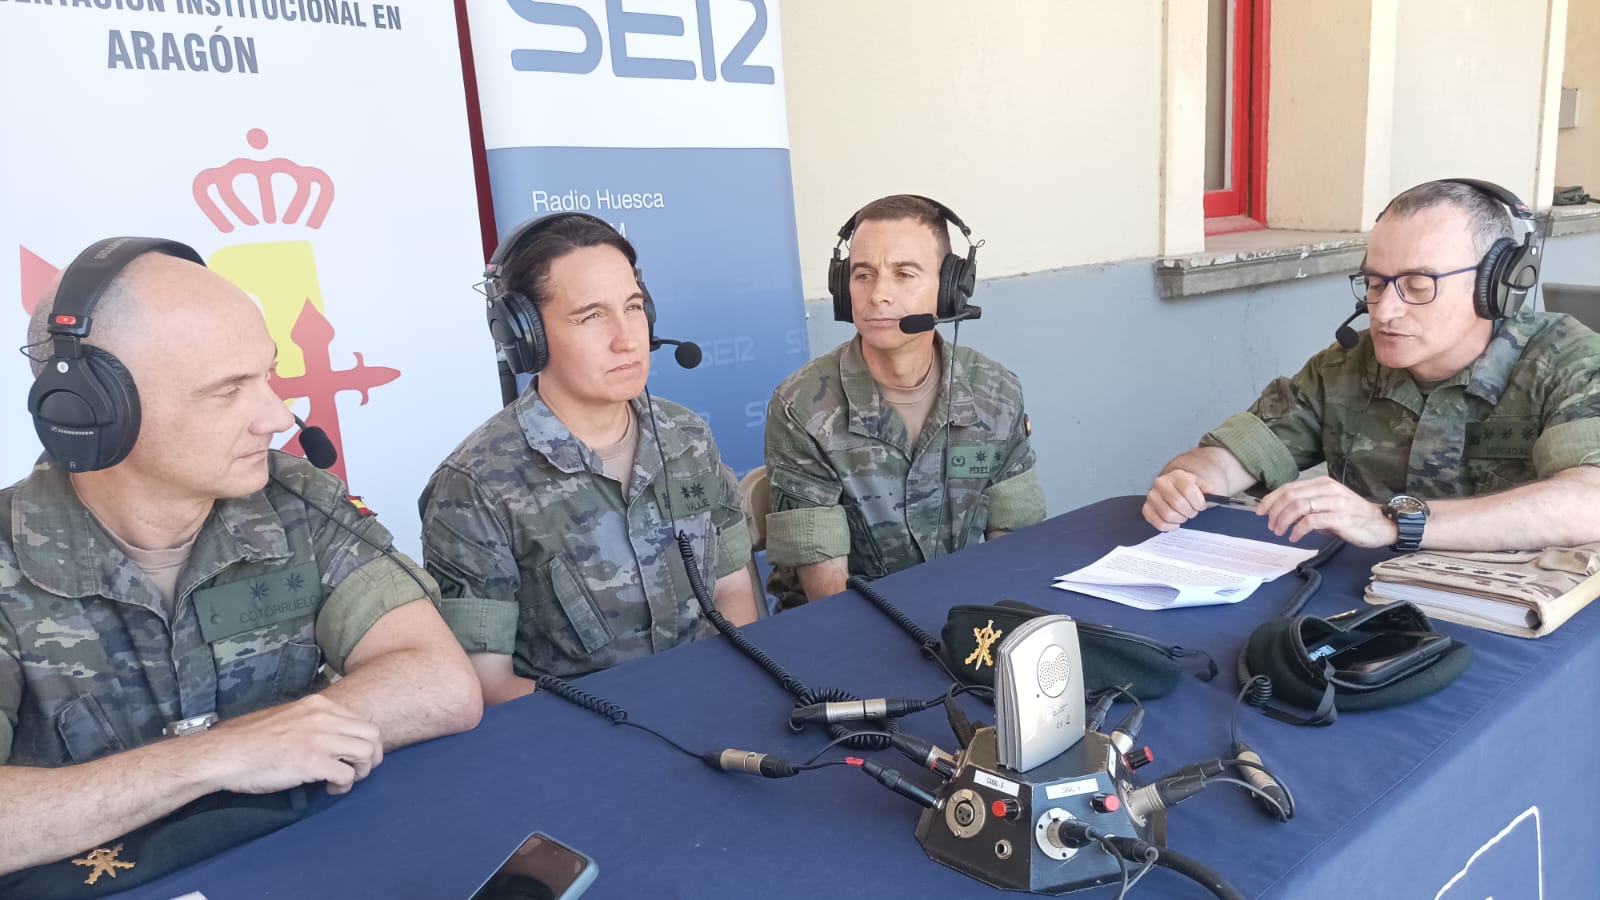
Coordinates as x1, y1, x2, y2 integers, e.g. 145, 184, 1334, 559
1349, 265, 1477, 305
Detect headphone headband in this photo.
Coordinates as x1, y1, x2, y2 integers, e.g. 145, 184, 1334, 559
833, 194, 974, 246
486, 212, 632, 285
48, 237, 203, 357
1439, 177, 1534, 223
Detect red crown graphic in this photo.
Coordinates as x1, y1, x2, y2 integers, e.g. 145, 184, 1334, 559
192, 128, 334, 233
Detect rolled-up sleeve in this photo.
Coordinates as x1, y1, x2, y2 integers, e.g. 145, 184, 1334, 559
711, 463, 754, 580
418, 466, 522, 656
764, 395, 850, 566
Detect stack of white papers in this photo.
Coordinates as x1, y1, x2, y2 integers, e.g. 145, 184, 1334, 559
1053, 530, 1317, 611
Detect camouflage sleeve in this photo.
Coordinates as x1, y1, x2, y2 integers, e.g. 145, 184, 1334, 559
1200, 360, 1330, 490
986, 398, 1046, 532
1534, 356, 1600, 474
289, 466, 438, 675
418, 465, 521, 656
763, 393, 850, 567
268, 461, 435, 672
711, 462, 753, 581
0, 606, 18, 764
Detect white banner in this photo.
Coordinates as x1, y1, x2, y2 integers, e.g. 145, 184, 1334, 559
0, 0, 498, 555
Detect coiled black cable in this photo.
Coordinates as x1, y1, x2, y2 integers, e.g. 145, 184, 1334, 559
1239, 673, 1274, 713
678, 534, 895, 751
537, 673, 704, 760
847, 575, 939, 655
846, 574, 995, 695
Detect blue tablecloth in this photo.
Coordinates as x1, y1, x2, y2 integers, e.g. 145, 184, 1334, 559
110, 497, 1599, 899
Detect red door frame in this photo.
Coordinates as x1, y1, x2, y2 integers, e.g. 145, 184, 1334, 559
1204, 0, 1270, 227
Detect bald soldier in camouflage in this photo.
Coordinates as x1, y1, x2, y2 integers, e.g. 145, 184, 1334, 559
765, 196, 1046, 609
0, 240, 481, 878
1146, 180, 1600, 551
420, 214, 756, 701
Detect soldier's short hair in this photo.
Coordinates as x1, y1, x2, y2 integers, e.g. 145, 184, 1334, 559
851, 194, 952, 259
24, 266, 141, 379
500, 214, 640, 308
1380, 181, 1515, 258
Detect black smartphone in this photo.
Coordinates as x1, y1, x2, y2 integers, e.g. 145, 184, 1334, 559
1328, 629, 1450, 685
468, 832, 598, 900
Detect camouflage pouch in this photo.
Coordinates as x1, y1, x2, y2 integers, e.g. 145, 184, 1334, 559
0, 788, 311, 899
941, 600, 1217, 699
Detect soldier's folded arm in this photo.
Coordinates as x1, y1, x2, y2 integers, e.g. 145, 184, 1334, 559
764, 399, 853, 602
0, 546, 480, 876
1416, 448, 1600, 551
419, 464, 534, 706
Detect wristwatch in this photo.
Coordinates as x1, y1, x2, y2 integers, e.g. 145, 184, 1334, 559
1382, 495, 1430, 552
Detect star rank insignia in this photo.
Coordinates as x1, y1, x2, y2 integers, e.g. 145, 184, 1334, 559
965, 619, 1004, 670
73, 844, 135, 885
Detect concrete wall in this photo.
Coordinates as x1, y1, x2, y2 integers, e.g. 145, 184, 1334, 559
1557, 0, 1600, 191
1389, 0, 1551, 201
780, 0, 1166, 298
1266, 0, 1395, 231
802, 231, 1600, 515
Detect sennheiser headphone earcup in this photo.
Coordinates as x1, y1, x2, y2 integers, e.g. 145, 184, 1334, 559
28, 344, 142, 472
487, 291, 548, 375
1474, 237, 1517, 320
829, 248, 853, 323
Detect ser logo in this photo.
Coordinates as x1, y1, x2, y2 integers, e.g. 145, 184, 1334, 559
506, 0, 775, 83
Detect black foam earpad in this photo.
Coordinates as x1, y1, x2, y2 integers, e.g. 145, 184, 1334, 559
830, 245, 854, 323
1474, 237, 1516, 320
29, 345, 142, 472
936, 244, 979, 319
487, 291, 548, 376
642, 284, 658, 336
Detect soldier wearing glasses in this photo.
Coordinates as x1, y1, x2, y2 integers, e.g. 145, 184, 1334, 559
1143, 179, 1600, 552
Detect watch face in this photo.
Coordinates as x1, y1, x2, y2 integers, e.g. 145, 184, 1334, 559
1389, 495, 1428, 517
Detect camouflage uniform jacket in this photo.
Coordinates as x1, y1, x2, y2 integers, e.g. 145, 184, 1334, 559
0, 452, 432, 767
764, 336, 1045, 608
418, 387, 751, 680
1202, 311, 1600, 500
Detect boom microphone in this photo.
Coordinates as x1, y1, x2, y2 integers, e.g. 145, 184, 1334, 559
899, 305, 984, 334
1334, 302, 1368, 350
292, 413, 338, 470
651, 337, 702, 369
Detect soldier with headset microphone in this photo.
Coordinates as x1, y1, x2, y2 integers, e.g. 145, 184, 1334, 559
1144, 179, 1600, 552
764, 195, 1047, 610
0, 238, 482, 886
419, 213, 758, 706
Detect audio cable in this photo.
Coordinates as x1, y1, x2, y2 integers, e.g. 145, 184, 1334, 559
534, 674, 847, 779
677, 531, 907, 752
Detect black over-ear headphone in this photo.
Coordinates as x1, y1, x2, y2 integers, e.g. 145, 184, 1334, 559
27, 237, 205, 472
828, 196, 980, 324
1439, 178, 1541, 321
483, 212, 656, 375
